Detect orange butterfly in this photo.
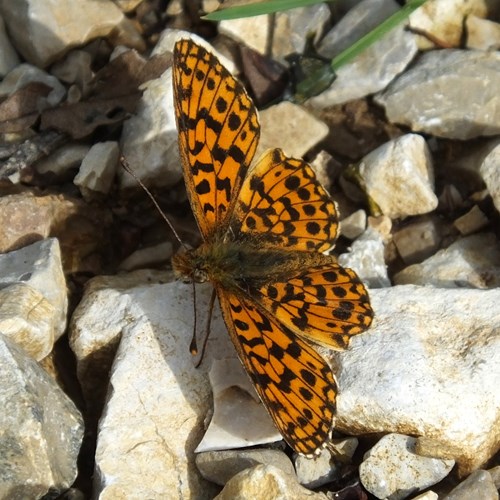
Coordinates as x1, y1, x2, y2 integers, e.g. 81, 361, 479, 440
171, 38, 373, 455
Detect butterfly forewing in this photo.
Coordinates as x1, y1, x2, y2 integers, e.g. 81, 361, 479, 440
216, 287, 336, 455
173, 39, 260, 238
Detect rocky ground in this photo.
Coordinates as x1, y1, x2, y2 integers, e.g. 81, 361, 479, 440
0, 0, 500, 499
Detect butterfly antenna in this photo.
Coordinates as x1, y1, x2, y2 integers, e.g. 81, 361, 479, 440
120, 156, 187, 249
192, 287, 217, 368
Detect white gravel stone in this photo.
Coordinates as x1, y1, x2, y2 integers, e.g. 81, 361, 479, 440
453, 205, 489, 235
0, 0, 143, 67
359, 433, 454, 500
310, 25, 418, 107
394, 233, 500, 288
0, 63, 66, 108
0, 238, 67, 360
335, 285, 500, 475
0, 334, 83, 499
338, 227, 390, 288
119, 66, 182, 190
74, 141, 119, 198
479, 142, 500, 213
340, 209, 367, 240
358, 134, 437, 219
392, 218, 441, 265
35, 144, 91, 178
256, 101, 329, 161
215, 464, 328, 500
0, 15, 20, 77
466, 15, 500, 50
409, 0, 489, 50
375, 50, 500, 140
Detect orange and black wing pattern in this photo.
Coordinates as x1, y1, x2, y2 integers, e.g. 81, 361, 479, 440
173, 39, 260, 239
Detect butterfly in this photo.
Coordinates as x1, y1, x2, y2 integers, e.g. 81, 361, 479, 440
171, 38, 373, 456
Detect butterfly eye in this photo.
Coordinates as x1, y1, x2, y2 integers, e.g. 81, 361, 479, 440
193, 269, 208, 283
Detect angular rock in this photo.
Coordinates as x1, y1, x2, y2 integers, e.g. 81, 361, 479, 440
375, 50, 500, 140
338, 227, 390, 288
195, 449, 295, 486
442, 469, 498, 500
360, 434, 454, 500
0, 238, 67, 360
74, 141, 119, 198
196, 357, 281, 454
0, 334, 83, 499
0, 0, 143, 67
0, 63, 66, 108
0, 14, 20, 77
310, 26, 418, 107
392, 217, 442, 265
453, 205, 489, 235
394, 233, 500, 288
256, 101, 329, 160
34, 143, 91, 179
50, 49, 94, 94
215, 464, 328, 500
358, 133, 437, 219
479, 142, 500, 213
466, 15, 500, 50
339, 209, 367, 240
409, 0, 489, 49
335, 285, 500, 475
119, 66, 181, 190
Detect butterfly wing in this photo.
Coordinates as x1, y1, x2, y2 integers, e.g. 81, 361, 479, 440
253, 261, 373, 350
216, 286, 336, 455
173, 39, 260, 239
231, 148, 338, 252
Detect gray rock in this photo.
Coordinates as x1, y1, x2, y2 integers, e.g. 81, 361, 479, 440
358, 134, 437, 219
34, 143, 91, 178
479, 142, 500, 213
0, 334, 83, 499
394, 233, 500, 288
339, 209, 367, 240
0, 0, 143, 67
442, 469, 499, 500
196, 448, 295, 485
0, 238, 67, 360
359, 434, 454, 500
0, 15, 20, 77
215, 464, 328, 500
376, 50, 500, 140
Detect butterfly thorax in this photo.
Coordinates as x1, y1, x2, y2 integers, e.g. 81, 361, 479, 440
172, 241, 337, 291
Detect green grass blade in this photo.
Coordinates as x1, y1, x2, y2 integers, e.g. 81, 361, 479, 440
203, 0, 327, 20
295, 0, 427, 101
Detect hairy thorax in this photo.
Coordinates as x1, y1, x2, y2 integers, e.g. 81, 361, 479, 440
171, 241, 337, 291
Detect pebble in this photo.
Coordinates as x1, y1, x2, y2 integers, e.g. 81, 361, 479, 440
215, 464, 328, 500
357, 134, 438, 219
0, 0, 143, 67
442, 469, 499, 500
453, 205, 489, 235
0, 238, 67, 360
34, 143, 91, 179
479, 141, 500, 212
394, 232, 500, 288
338, 227, 391, 288
466, 15, 500, 50
0, 334, 83, 499
359, 433, 454, 500
339, 209, 367, 240
74, 141, 120, 198
195, 449, 295, 486
375, 50, 500, 139
0, 14, 20, 77
256, 101, 329, 160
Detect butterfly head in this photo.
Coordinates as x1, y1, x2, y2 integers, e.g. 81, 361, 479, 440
172, 247, 210, 284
